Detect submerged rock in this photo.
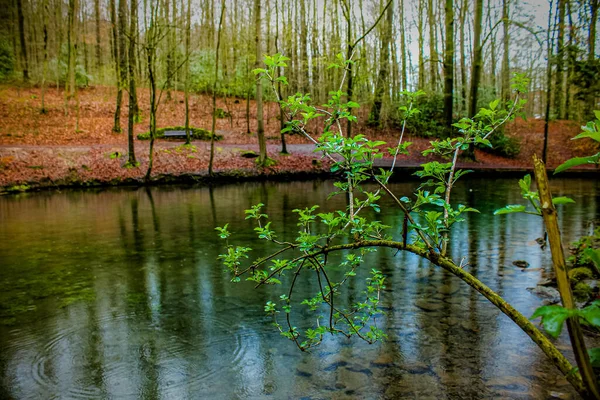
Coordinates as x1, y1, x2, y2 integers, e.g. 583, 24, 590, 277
402, 361, 431, 375
296, 368, 313, 378
324, 360, 348, 372
512, 260, 530, 268
437, 284, 460, 295
371, 353, 395, 368
527, 286, 561, 305
415, 299, 444, 312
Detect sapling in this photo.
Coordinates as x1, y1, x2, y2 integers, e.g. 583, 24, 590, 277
217, 55, 592, 397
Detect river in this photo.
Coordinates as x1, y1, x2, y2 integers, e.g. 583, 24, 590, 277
1, 177, 599, 399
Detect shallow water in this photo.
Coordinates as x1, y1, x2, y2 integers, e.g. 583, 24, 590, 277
0, 177, 599, 399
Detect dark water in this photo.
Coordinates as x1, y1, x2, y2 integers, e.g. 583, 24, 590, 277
0, 178, 599, 399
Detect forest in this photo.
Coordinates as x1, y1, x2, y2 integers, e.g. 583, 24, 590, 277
1, 0, 600, 399
0, 0, 598, 189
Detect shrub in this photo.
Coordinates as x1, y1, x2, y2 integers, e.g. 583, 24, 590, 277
393, 93, 446, 137
480, 130, 521, 158
0, 42, 14, 81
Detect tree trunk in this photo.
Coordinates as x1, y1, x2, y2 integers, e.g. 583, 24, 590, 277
254, 0, 267, 164
369, 0, 393, 127
427, 0, 437, 91
543, 0, 556, 163
16, 0, 29, 83
41, 0, 49, 113
465, 0, 484, 160
400, 0, 407, 91
443, 0, 454, 131
300, 0, 308, 93
117, 0, 128, 131
486, 0, 496, 95
584, 0, 599, 119
275, 0, 288, 154
469, 0, 483, 117
127, 0, 138, 166
209, 2, 226, 175
110, 0, 122, 132
459, 0, 467, 114
82, 5, 89, 87
501, 0, 510, 104
95, 0, 102, 80
66, 0, 77, 102
565, 0, 574, 120
165, 0, 172, 101
344, 1, 354, 138
184, 0, 191, 144
418, 0, 425, 90
554, 0, 565, 119
145, 49, 157, 182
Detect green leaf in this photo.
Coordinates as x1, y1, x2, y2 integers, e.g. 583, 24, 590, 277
588, 348, 600, 368
554, 154, 600, 174
581, 302, 600, 327
518, 175, 532, 194
571, 131, 600, 142
489, 99, 500, 111
493, 205, 526, 215
551, 196, 575, 205
584, 248, 600, 270
347, 101, 360, 108
531, 305, 573, 338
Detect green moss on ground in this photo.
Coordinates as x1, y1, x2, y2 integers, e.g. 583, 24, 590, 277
568, 267, 594, 284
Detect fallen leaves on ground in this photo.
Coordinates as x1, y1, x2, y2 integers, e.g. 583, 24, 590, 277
0, 85, 597, 189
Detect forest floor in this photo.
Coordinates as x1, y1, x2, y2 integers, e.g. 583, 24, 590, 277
0, 85, 598, 192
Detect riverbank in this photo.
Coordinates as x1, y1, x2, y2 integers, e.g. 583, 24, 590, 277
2, 140, 598, 194
0, 143, 333, 194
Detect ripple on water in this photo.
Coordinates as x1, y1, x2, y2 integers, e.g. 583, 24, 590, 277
3, 309, 265, 399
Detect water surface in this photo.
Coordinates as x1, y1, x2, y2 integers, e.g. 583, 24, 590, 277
1, 177, 599, 399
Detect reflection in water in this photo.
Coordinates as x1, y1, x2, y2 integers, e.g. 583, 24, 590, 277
0, 178, 599, 398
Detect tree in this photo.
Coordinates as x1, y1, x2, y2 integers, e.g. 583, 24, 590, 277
459, 0, 468, 113
500, 0, 510, 105
66, 0, 79, 131
94, 0, 102, 79
227, 57, 600, 399
209, 2, 226, 175
554, 0, 566, 119
254, 0, 267, 165
126, 0, 138, 167
427, 0, 437, 91
340, 0, 394, 137
40, 0, 49, 113
584, 0, 599, 119
184, 0, 191, 145
368, 0, 393, 127
16, 0, 29, 82
442, 0, 454, 131
469, 0, 484, 118
144, 0, 160, 182
275, 0, 288, 154
111, 0, 124, 133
